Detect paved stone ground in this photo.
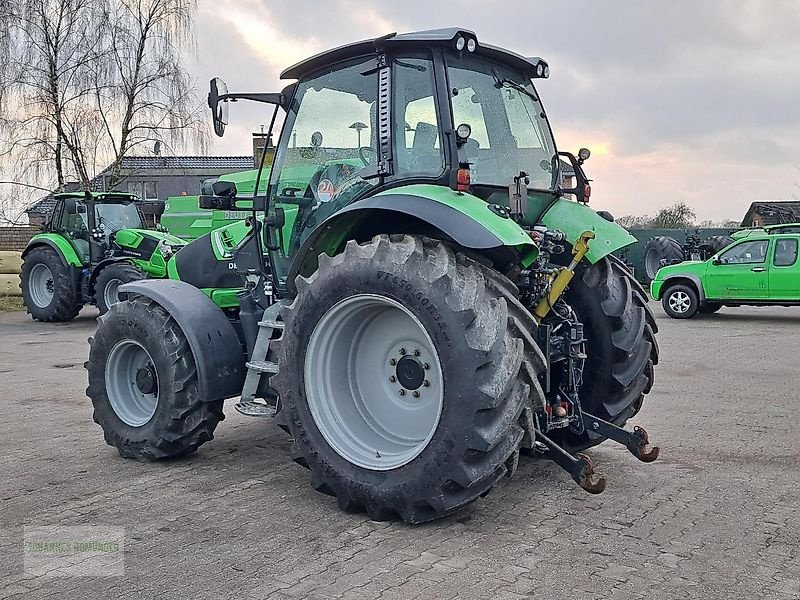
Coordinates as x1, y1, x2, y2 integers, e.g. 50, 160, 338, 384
1, 304, 798, 599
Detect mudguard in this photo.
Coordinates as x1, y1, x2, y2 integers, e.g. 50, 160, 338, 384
539, 199, 637, 263
650, 272, 706, 302
22, 233, 83, 267
289, 184, 539, 285
118, 279, 246, 402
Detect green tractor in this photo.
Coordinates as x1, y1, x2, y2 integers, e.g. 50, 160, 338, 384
21, 191, 186, 321
86, 28, 660, 523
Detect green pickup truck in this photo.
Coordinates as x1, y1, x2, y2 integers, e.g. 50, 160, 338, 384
650, 223, 800, 318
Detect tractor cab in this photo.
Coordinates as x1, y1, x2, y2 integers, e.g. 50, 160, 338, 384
48, 192, 145, 264
206, 28, 595, 289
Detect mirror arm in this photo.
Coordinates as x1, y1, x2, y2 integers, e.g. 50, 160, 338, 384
218, 92, 285, 106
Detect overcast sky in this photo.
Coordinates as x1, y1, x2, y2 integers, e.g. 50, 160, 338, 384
190, 0, 800, 222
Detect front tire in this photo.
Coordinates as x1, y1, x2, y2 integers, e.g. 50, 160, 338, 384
271, 235, 545, 524
86, 296, 224, 460
95, 262, 146, 314
662, 283, 699, 319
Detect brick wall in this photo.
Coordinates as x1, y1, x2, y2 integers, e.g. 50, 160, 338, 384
0, 226, 40, 251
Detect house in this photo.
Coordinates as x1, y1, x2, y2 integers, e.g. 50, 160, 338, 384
26, 155, 256, 227
741, 201, 800, 228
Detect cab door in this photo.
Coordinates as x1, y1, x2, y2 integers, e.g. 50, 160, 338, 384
768, 236, 800, 300
704, 238, 770, 300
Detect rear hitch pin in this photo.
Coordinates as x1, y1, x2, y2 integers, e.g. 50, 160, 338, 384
536, 430, 607, 494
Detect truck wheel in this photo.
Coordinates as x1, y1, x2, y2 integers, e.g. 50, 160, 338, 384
95, 263, 146, 314
271, 235, 545, 524
86, 296, 224, 460
661, 283, 699, 319
20, 246, 81, 322
553, 256, 659, 452
704, 235, 734, 256
643, 236, 683, 281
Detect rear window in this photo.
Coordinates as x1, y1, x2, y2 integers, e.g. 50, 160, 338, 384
774, 238, 798, 267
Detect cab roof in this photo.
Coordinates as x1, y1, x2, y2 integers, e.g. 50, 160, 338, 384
280, 27, 548, 81
54, 191, 138, 203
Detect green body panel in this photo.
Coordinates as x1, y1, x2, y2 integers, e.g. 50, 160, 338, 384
539, 199, 638, 263
650, 233, 800, 302
114, 228, 185, 250
204, 288, 241, 308
374, 184, 539, 264
209, 220, 252, 260
25, 233, 83, 267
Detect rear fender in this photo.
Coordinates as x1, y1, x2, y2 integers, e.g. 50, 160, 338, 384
288, 186, 539, 287
539, 199, 637, 263
118, 279, 246, 402
23, 234, 83, 267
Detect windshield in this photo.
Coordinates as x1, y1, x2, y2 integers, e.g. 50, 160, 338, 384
446, 55, 557, 190
88, 202, 144, 233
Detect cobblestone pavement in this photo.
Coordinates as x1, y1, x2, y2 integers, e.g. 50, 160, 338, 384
1, 304, 799, 599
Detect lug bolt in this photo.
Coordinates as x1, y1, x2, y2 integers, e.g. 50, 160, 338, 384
423, 380, 430, 387
399, 389, 406, 396
399, 348, 407, 355
412, 391, 420, 398
413, 349, 421, 356
389, 375, 396, 383
423, 363, 430, 370
389, 358, 397, 366
592, 422, 600, 430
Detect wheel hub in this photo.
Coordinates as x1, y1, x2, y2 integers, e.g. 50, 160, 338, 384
395, 355, 425, 390
135, 365, 157, 395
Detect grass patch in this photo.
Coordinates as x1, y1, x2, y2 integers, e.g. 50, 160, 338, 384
0, 296, 24, 312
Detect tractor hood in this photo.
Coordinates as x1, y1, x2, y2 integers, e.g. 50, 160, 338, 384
115, 229, 187, 248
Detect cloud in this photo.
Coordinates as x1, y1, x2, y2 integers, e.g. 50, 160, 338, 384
191, 0, 800, 221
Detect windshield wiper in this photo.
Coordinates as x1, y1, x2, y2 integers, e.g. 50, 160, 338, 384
492, 69, 539, 102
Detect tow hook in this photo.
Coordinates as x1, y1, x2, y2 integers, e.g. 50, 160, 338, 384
582, 413, 660, 463
536, 430, 607, 494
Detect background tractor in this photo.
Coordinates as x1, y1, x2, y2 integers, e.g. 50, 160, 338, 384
87, 28, 660, 523
643, 230, 734, 281
21, 191, 186, 321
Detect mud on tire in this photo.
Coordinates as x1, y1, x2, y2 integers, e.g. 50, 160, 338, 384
86, 296, 224, 461
271, 235, 545, 524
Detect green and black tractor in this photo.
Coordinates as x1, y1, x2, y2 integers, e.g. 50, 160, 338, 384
86, 28, 660, 523
21, 191, 186, 321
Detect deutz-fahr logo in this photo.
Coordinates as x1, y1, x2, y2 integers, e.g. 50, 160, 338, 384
227, 262, 237, 270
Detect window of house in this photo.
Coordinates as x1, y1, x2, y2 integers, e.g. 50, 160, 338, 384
774, 239, 798, 267
128, 181, 158, 200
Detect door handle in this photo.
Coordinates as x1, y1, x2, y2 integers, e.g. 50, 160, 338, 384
751, 267, 766, 272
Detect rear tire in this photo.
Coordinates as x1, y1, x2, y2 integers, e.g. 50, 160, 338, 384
95, 262, 146, 314
661, 283, 699, 319
86, 296, 224, 460
553, 256, 659, 451
271, 235, 545, 524
20, 246, 81, 322
704, 235, 734, 255
643, 236, 683, 281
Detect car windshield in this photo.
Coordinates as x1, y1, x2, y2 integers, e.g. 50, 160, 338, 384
90, 202, 144, 233
446, 55, 557, 190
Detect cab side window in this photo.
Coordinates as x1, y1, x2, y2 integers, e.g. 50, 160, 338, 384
773, 239, 798, 267
719, 239, 768, 264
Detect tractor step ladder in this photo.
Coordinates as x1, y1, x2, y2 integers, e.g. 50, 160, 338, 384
234, 301, 286, 418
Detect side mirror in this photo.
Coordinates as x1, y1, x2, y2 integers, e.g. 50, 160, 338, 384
212, 180, 237, 197
198, 195, 236, 211
208, 77, 229, 137
63, 198, 78, 215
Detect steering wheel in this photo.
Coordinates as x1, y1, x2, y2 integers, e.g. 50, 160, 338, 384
358, 146, 375, 167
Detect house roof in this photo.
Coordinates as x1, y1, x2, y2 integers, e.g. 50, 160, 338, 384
743, 201, 800, 227
97, 156, 254, 174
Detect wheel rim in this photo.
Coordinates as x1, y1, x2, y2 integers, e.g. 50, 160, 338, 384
28, 263, 54, 308
668, 290, 692, 314
644, 248, 661, 279
103, 278, 124, 308
105, 340, 159, 427
304, 294, 444, 471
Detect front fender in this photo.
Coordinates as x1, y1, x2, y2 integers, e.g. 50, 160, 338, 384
539, 199, 637, 263
651, 272, 706, 302
118, 279, 246, 402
